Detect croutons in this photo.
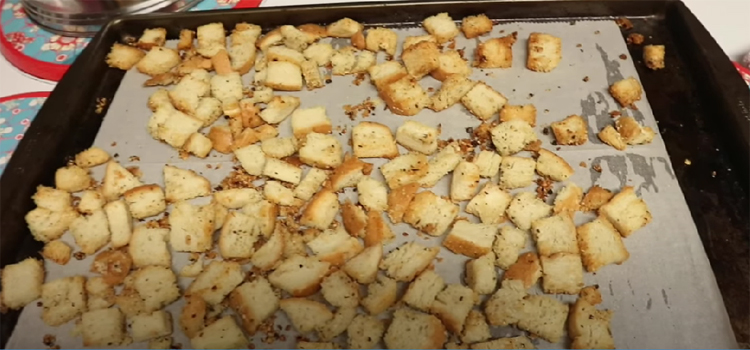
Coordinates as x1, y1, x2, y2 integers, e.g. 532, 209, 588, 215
396, 120, 440, 154
365, 27, 398, 55
340, 203, 366, 237
329, 154, 370, 191
615, 116, 656, 145
402, 269, 445, 312
526, 32, 562, 72
343, 244, 382, 284
321, 270, 360, 308
461, 82, 507, 120
123, 184, 166, 219
364, 211, 395, 247
599, 186, 652, 237
55, 165, 93, 193
403, 35, 437, 51
291, 107, 332, 140
368, 61, 408, 89
294, 168, 328, 201
361, 275, 398, 315
463, 312, 493, 345
644, 44, 665, 70
507, 192, 552, 230
503, 252, 542, 290
531, 213, 578, 256
318, 306, 357, 341
81, 308, 126, 347
229, 277, 279, 334
116, 266, 179, 316
384, 308, 446, 349
86, 277, 115, 310
169, 201, 215, 252
380, 242, 439, 281
540, 252, 585, 294
327, 18, 363, 38
430, 75, 477, 112
70, 210, 110, 255
498, 156, 537, 189
516, 295, 569, 343
218, 211, 261, 259
475, 32, 517, 68
381, 152, 429, 189
554, 183, 583, 217
536, 149, 574, 181
300, 189, 339, 229
1, 258, 44, 309
386, 183, 419, 224
280, 298, 333, 334
466, 183, 512, 224
351, 121, 399, 159
403, 191, 459, 236
472, 150, 501, 178
491, 120, 537, 156
183, 133, 213, 158
269, 255, 330, 297
302, 60, 325, 89
499, 104, 536, 126
251, 226, 286, 270
331, 47, 357, 75
263, 157, 302, 184
471, 337, 534, 350
431, 50, 472, 81
443, 220, 497, 258
418, 142, 462, 187
423, 12, 460, 43
32, 185, 72, 212
307, 225, 364, 266
234, 143, 266, 176
461, 14, 493, 38
163, 165, 211, 202
106, 43, 145, 70
577, 216, 630, 272
137, 47, 181, 76
493, 226, 527, 269
265, 61, 303, 91
260, 95, 300, 125
75, 147, 110, 168
466, 253, 498, 295
379, 75, 430, 116
569, 297, 616, 349
358, 177, 388, 212
598, 125, 627, 151
430, 283, 477, 334
551, 114, 588, 145
609, 77, 642, 108
25, 207, 78, 243
41, 275, 86, 326
348, 314, 385, 349
42, 240, 72, 265
304, 42, 334, 66
186, 260, 244, 305
129, 310, 173, 342
451, 161, 481, 201
190, 316, 246, 349
299, 132, 344, 169
129, 226, 171, 268
401, 41, 440, 79
196, 22, 227, 57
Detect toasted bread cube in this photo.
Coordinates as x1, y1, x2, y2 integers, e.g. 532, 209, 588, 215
462, 14, 493, 38
348, 314, 385, 349
368, 61, 408, 89
250, 225, 286, 270
466, 183, 512, 224
55, 165, 92, 192
41, 275, 86, 326
598, 124, 627, 151
190, 316, 246, 349
577, 216, 630, 272
263, 157, 302, 184
300, 189, 339, 229
228, 277, 279, 335
241, 199, 277, 237
443, 220, 496, 258
364, 210, 395, 247
123, 184, 166, 219
331, 47, 357, 75
265, 181, 297, 206
430, 75, 477, 112
70, 210, 110, 255
491, 120, 537, 156
280, 298, 333, 334
418, 142, 462, 187
308, 226, 364, 266
269, 255, 329, 297
137, 28, 166, 49
609, 77, 642, 108
517, 295, 568, 343
540, 253, 584, 294
401, 41, 440, 79
329, 154, 370, 191
210, 71, 243, 104
551, 114, 588, 146
25, 207, 77, 242
499, 104, 536, 126
351, 28, 366, 49
169, 69, 211, 115
360, 274, 397, 315
299, 132, 343, 169
599, 186, 652, 237
471, 336, 534, 350
451, 161, 481, 201
536, 149, 574, 181
264, 61, 303, 91
280, 25, 313, 51
327, 18, 362, 38
353, 50, 376, 73
616, 116, 656, 145
267, 45, 306, 66
554, 183, 583, 217
137, 47, 180, 76
493, 226, 526, 269
229, 24, 261, 73
341, 244, 380, 284
179, 256, 204, 278
431, 50, 472, 81
256, 28, 283, 52
260, 96, 300, 125
103, 200, 132, 248
466, 253, 498, 295
234, 143, 266, 176
291, 106, 332, 138
342, 200, 367, 238
484, 279, 526, 326
385, 308, 446, 349
1, 258, 43, 309
195, 22, 226, 57
526, 32, 562, 72
423, 12, 459, 43
396, 120, 440, 155
300, 60, 325, 89
320, 270, 359, 308
129, 226, 171, 268
381, 152, 429, 189
404, 191, 458, 236
86, 276, 115, 310
503, 252, 542, 289
380, 242, 439, 281
169, 201, 216, 252
498, 156, 536, 189
569, 297, 615, 349
475, 32, 517, 68
163, 165, 211, 202
130, 310, 172, 342
356, 177, 388, 212
81, 308, 126, 347
75, 147, 110, 168
178, 295, 206, 337
218, 211, 261, 259
386, 182, 419, 224
644, 44, 665, 70
461, 82, 507, 120
403, 35, 437, 50
183, 132, 213, 158
157, 110, 203, 148
294, 168, 328, 201
117, 266, 179, 315
365, 27, 398, 55
187, 260, 243, 305
380, 76, 429, 115
462, 310, 492, 344
106, 43, 145, 70
402, 269, 444, 312
303, 42, 334, 66
507, 192, 551, 230
473, 150, 501, 178
317, 306, 357, 341
32, 185, 72, 212
430, 283, 477, 334
42, 240, 72, 265
351, 121, 399, 159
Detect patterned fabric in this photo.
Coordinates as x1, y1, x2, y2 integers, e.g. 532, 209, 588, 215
0, 92, 48, 176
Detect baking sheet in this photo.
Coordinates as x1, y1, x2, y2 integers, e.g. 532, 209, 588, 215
7, 20, 737, 349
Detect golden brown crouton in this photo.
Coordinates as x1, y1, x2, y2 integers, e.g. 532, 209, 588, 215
462, 14, 493, 39
499, 104, 536, 126
401, 41, 440, 79
643, 44, 665, 70
423, 12, 460, 43
609, 77, 642, 108
551, 114, 588, 145
475, 32, 517, 68
526, 32, 562, 72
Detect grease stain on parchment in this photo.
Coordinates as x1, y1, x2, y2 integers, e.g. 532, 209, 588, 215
662, 289, 671, 309
589, 154, 675, 195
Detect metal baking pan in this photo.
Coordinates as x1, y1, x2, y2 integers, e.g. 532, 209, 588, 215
1, 0, 748, 347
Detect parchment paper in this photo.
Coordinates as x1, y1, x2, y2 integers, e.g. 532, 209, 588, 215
7, 20, 737, 349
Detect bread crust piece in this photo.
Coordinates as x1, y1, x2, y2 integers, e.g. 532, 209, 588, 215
475, 32, 517, 68
526, 32, 562, 72
384, 308, 446, 349
609, 77, 642, 108
551, 114, 588, 146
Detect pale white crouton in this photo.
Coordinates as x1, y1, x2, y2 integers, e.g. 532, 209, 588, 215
329, 154, 370, 191
423, 12, 459, 43
300, 189, 339, 229
317, 306, 357, 341
104, 200, 132, 248
42, 240, 72, 265
186, 260, 244, 305
471, 337, 534, 350
265, 61, 303, 91
268, 255, 330, 297
169, 69, 211, 115
32, 185, 72, 212
106, 43, 145, 70
353, 50, 376, 73
569, 297, 616, 349
554, 183, 583, 217
473, 150, 501, 178
262, 137, 297, 159
86, 276, 115, 310
70, 210, 110, 255
264, 181, 297, 206
484, 279, 526, 327
387, 182, 419, 224
526, 32, 562, 72
163, 165, 211, 202
308, 225, 364, 266
431, 50, 472, 81
379, 75, 430, 116
331, 47, 357, 75
136, 47, 180, 76
343, 245, 382, 284
540, 252, 585, 294
506, 192, 552, 230
418, 142, 462, 187
303, 42, 334, 66
218, 211, 261, 259
280, 25, 314, 51
403, 190, 458, 236
298, 342, 339, 349
41, 276, 86, 326
256, 28, 283, 52
609, 77, 642, 108
396, 120, 440, 155
75, 147, 110, 168
401, 41, 440, 79
190, 316, 246, 349
491, 120, 537, 156
267, 45, 306, 65
195, 22, 226, 57
367, 61, 408, 89
291, 106, 332, 138
179, 256, 203, 278
384, 308, 446, 349
461, 82, 507, 120
128, 226, 170, 268
229, 24, 261, 74
351, 121, 399, 159
55, 165, 93, 193
234, 143, 266, 176
361, 274, 398, 315
280, 298, 333, 334
493, 226, 526, 269
357, 177, 388, 212
402, 269, 445, 312
443, 220, 496, 258
1, 258, 43, 309
81, 308, 126, 347
498, 156, 536, 189
451, 161, 481, 201
25, 207, 77, 242
326, 18, 362, 37
365, 27, 398, 55
381, 152, 429, 189
462, 310, 492, 344
403, 35, 437, 50
123, 184, 166, 219
294, 168, 328, 201
301, 60, 325, 89
461, 14, 493, 39
380, 242, 439, 281
430, 284, 477, 334
517, 295, 569, 343
475, 33, 517, 68
577, 216, 630, 272
348, 314, 385, 349
130, 310, 173, 342
321, 270, 359, 308
169, 201, 215, 252
599, 186, 652, 237
263, 158, 302, 185
210, 72, 243, 105
299, 132, 343, 169
157, 109, 204, 148
536, 149, 574, 181
430, 75, 477, 112
466, 253, 497, 295
532, 213, 579, 256
229, 277, 279, 334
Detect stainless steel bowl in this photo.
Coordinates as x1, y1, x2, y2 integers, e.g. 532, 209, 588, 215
21, 0, 203, 37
